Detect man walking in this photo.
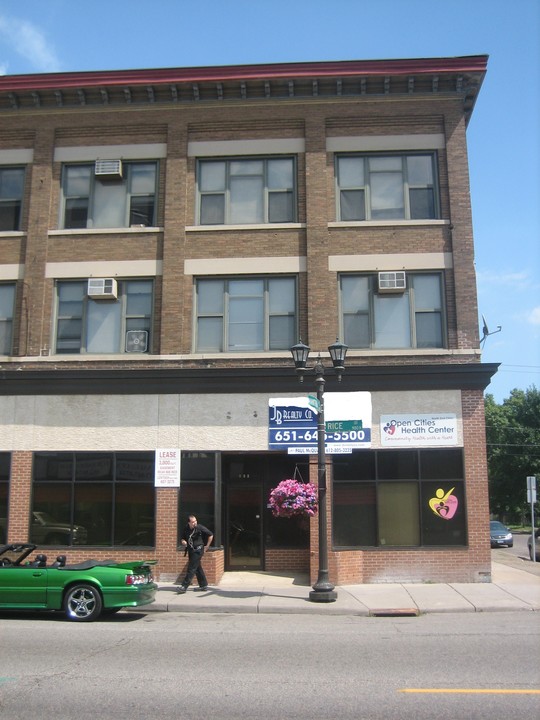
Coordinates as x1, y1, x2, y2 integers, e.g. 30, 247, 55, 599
177, 514, 213, 593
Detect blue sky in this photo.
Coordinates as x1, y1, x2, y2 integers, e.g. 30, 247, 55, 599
0, 0, 538, 403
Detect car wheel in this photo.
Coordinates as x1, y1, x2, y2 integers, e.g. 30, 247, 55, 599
64, 584, 103, 622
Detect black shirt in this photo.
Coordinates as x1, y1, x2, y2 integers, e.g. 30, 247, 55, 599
182, 523, 213, 550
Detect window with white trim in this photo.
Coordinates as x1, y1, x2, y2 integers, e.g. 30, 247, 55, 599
54, 280, 153, 354
0, 283, 16, 355
195, 276, 297, 352
0, 167, 25, 231
197, 157, 296, 225
336, 153, 439, 221
340, 272, 445, 349
61, 162, 157, 229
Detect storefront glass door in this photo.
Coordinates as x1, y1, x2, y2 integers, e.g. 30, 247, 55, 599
226, 484, 262, 570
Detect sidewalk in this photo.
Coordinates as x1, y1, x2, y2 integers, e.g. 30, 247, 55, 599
141, 561, 540, 617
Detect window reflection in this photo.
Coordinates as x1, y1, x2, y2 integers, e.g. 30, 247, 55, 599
31, 452, 155, 547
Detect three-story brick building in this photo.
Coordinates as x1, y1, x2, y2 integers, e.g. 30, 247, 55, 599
0, 56, 496, 583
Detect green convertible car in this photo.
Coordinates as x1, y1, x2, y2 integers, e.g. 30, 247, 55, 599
0, 543, 157, 622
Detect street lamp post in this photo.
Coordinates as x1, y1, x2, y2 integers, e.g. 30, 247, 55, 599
290, 339, 348, 603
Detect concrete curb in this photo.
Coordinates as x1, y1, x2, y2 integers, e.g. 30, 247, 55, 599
133, 561, 540, 617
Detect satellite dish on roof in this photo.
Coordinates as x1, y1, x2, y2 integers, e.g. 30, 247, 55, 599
480, 314, 502, 347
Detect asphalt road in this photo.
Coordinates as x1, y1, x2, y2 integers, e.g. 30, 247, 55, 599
1, 610, 539, 719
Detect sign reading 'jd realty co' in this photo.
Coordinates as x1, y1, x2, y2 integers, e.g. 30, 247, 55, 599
380, 413, 458, 447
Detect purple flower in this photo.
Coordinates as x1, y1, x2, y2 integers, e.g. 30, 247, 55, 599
268, 479, 318, 517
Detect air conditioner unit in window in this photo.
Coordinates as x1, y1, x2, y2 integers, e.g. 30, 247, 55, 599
95, 159, 123, 179
87, 278, 118, 299
125, 330, 149, 353
378, 271, 406, 293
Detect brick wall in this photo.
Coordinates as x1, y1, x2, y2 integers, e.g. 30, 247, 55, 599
0, 94, 479, 363
0, 80, 490, 584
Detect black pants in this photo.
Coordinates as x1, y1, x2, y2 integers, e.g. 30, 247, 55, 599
181, 548, 208, 588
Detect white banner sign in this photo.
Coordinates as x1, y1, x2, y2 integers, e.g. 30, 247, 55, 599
269, 392, 372, 453
154, 449, 181, 487
380, 413, 458, 447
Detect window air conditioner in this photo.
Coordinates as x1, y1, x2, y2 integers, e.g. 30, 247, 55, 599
125, 330, 149, 353
87, 278, 118, 299
377, 271, 406, 293
95, 159, 123, 179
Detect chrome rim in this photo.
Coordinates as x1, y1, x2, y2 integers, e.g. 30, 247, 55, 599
66, 587, 97, 619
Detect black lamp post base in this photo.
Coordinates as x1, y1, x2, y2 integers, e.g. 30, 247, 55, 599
309, 583, 338, 603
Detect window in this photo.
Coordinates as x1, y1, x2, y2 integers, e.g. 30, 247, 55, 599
54, 279, 153, 354
0, 283, 16, 355
178, 453, 216, 544
336, 153, 438, 221
31, 452, 155, 547
0, 453, 9, 544
333, 449, 466, 548
0, 167, 25, 231
340, 272, 445, 349
197, 157, 296, 225
195, 276, 297, 352
61, 162, 157, 229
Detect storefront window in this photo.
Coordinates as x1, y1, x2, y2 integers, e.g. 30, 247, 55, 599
421, 481, 466, 545
178, 453, 216, 540
31, 452, 155, 546
333, 483, 376, 546
265, 512, 310, 548
332, 449, 466, 548
378, 482, 420, 546
0, 453, 10, 543
264, 457, 310, 549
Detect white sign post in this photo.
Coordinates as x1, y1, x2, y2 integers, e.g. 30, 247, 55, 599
527, 476, 537, 562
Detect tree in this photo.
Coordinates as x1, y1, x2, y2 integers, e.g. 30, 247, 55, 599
485, 386, 540, 523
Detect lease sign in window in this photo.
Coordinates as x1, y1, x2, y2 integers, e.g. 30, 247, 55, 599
154, 449, 181, 487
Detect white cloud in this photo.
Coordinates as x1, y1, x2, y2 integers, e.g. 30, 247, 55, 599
476, 269, 530, 289
528, 307, 540, 326
0, 15, 60, 73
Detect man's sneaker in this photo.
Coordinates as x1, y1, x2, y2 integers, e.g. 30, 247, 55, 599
195, 586, 209, 591
176, 586, 188, 594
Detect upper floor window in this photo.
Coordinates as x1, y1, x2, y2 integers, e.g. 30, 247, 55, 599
336, 153, 439, 221
0, 167, 25, 231
197, 157, 296, 225
61, 162, 157, 229
54, 279, 153, 354
195, 276, 297, 352
0, 283, 16, 355
340, 272, 445, 349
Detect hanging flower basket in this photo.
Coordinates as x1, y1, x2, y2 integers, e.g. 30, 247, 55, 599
268, 478, 318, 518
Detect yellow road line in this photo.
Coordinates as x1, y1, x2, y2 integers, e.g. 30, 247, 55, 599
400, 689, 540, 695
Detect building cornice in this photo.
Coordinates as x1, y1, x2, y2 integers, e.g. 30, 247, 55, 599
0, 363, 499, 396
0, 55, 488, 123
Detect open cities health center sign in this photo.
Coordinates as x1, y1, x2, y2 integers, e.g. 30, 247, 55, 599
269, 392, 372, 454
